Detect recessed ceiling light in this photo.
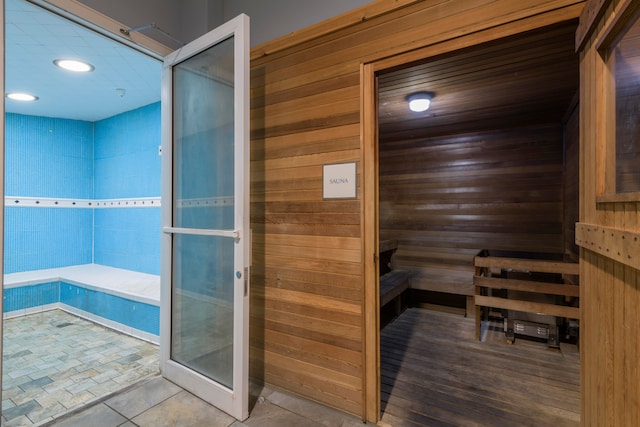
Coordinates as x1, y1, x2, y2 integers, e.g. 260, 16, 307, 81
6, 92, 39, 102
407, 91, 435, 112
53, 59, 95, 73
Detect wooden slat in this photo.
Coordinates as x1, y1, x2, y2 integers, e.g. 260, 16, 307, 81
575, 222, 640, 270
474, 275, 580, 297
380, 270, 410, 307
473, 256, 580, 275
251, 0, 424, 59
380, 308, 580, 426
474, 295, 580, 319
575, 0, 611, 50
379, 239, 398, 253
410, 276, 475, 296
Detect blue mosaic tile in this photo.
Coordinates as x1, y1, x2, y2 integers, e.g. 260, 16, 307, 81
59, 282, 159, 335
3, 282, 59, 312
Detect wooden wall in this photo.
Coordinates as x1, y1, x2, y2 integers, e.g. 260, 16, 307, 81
249, 0, 585, 419
577, 0, 640, 425
379, 124, 566, 296
564, 100, 580, 261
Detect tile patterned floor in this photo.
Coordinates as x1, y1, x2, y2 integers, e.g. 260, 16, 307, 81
2, 309, 371, 427
2, 310, 159, 426
41, 376, 372, 427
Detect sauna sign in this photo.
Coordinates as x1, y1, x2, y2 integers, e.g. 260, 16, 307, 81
323, 162, 357, 199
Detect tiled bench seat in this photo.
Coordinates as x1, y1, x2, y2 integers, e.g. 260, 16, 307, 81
3, 264, 160, 343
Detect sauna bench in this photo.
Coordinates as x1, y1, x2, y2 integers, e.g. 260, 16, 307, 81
379, 239, 411, 317
380, 269, 411, 307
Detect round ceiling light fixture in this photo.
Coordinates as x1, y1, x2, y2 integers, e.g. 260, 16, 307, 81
407, 91, 435, 112
53, 58, 95, 73
6, 92, 39, 102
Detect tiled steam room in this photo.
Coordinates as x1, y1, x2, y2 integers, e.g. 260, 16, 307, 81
2, 103, 162, 426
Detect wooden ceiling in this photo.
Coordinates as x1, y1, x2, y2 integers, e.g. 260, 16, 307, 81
378, 21, 579, 143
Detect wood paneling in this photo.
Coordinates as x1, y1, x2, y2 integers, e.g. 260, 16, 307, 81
565, 100, 580, 260
379, 125, 567, 296
378, 21, 579, 141
577, 0, 640, 425
249, 0, 585, 420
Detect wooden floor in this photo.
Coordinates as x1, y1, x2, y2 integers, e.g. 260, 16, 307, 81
379, 308, 580, 427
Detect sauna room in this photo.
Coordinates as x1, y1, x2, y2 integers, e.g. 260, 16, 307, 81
374, 18, 581, 425
377, 19, 580, 321
248, 0, 589, 423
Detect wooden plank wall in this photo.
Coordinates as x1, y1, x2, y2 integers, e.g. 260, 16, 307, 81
249, 0, 585, 418
379, 124, 566, 296
564, 101, 580, 261
577, 0, 640, 425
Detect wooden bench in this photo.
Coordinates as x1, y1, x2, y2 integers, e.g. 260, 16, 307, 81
381, 269, 411, 309
379, 240, 411, 322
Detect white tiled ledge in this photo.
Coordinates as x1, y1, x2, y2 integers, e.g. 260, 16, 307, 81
4, 263, 160, 305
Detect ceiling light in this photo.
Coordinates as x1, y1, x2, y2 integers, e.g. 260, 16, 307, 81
6, 92, 38, 102
407, 91, 435, 112
53, 59, 95, 73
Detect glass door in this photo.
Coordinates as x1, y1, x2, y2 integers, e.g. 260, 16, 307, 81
160, 14, 250, 420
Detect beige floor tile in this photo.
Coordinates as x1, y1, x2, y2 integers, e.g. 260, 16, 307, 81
48, 403, 126, 427
105, 376, 182, 419
265, 390, 368, 427
242, 399, 324, 427
132, 390, 235, 427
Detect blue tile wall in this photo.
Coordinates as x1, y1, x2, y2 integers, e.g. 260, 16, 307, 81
5, 113, 93, 198
5, 103, 161, 275
3, 282, 59, 312
94, 103, 161, 198
4, 208, 93, 273
92, 103, 161, 274
60, 282, 159, 335
94, 208, 160, 274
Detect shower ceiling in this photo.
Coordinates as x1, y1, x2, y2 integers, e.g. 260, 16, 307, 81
5, 0, 162, 122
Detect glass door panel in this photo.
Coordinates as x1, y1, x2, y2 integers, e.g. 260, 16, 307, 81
171, 234, 234, 389
161, 14, 249, 421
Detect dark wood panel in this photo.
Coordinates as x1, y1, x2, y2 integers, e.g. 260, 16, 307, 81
378, 21, 579, 141
379, 125, 566, 296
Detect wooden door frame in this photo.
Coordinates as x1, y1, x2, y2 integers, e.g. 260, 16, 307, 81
360, 5, 584, 423
361, 62, 379, 422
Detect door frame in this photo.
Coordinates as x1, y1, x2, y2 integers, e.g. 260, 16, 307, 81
360, 8, 585, 423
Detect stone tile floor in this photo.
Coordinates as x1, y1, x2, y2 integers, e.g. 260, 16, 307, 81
2, 309, 373, 427
2, 310, 159, 426
41, 375, 372, 427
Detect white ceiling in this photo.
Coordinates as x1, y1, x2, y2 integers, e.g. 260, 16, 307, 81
5, 0, 162, 122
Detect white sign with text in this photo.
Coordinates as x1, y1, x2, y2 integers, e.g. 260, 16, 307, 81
323, 162, 357, 199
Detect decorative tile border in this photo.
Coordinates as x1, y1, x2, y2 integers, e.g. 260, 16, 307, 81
5, 196, 161, 208
5, 196, 235, 208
